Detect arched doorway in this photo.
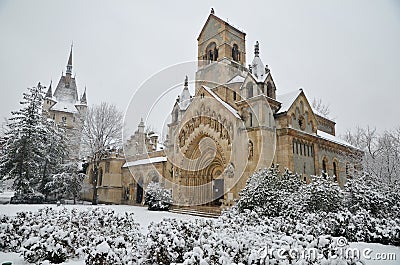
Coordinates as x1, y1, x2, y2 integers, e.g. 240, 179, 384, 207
136, 177, 143, 204
180, 132, 228, 206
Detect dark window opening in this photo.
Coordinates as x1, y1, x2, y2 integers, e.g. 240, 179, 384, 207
322, 159, 327, 175
232, 44, 239, 62
206, 42, 218, 62
233, 91, 237, 100
333, 161, 338, 181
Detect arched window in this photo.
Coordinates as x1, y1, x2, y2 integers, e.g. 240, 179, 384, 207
333, 161, 338, 181
248, 140, 254, 160
232, 44, 239, 62
206, 42, 218, 62
322, 158, 328, 176
249, 112, 253, 127
233, 91, 237, 100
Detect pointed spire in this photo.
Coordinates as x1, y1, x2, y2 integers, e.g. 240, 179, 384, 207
66, 43, 73, 75
139, 118, 145, 128
80, 87, 87, 104
184, 75, 188, 89
254, 41, 259, 57
45, 80, 53, 98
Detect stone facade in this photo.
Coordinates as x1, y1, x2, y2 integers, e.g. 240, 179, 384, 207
83, 10, 362, 206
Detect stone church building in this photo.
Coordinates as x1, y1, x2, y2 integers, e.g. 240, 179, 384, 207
82, 10, 361, 206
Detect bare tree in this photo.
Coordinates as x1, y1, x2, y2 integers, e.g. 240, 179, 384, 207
312, 98, 330, 118
342, 126, 400, 183
81, 102, 123, 204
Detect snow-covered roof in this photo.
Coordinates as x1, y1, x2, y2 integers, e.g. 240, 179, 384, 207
317, 130, 357, 149
122, 156, 167, 167
226, 75, 245, 84
276, 90, 302, 114
251, 56, 266, 82
50, 101, 79, 114
53, 76, 79, 103
203, 86, 241, 119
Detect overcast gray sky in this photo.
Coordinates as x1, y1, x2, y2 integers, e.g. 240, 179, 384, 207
0, 0, 399, 136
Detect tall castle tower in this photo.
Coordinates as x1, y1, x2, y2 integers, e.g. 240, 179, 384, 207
43, 46, 87, 129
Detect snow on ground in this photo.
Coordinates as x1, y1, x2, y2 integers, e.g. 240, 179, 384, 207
0, 191, 14, 204
0, 203, 204, 233
0, 252, 84, 265
350, 242, 400, 265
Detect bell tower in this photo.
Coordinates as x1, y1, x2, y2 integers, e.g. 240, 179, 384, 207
196, 9, 247, 92
197, 8, 246, 68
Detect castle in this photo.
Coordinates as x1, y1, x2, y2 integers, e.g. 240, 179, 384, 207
42, 47, 87, 159
43, 47, 87, 128
81, 10, 361, 206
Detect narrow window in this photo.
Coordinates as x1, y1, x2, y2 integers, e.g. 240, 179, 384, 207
233, 91, 237, 100
232, 44, 239, 62
322, 159, 327, 175
333, 161, 338, 181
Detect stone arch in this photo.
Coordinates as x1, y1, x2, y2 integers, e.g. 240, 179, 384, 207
232, 43, 240, 62
205, 41, 218, 62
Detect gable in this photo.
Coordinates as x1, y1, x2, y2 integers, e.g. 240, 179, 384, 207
286, 91, 317, 133
197, 13, 245, 42
197, 15, 223, 42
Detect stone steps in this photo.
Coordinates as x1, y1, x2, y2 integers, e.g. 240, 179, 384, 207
169, 207, 221, 219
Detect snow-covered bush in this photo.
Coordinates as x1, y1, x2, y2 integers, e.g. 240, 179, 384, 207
144, 182, 173, 211
234, 167, 400, 246
0, 207, 144, 264
144, 218, 212, 264
344, 175, 400, 219
236, 166, 304, 217
302, 175, 344, 213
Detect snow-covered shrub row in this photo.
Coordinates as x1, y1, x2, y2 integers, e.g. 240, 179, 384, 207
0, 207, 144, 264
144, 212, 357, 265
234, 167, 400, 246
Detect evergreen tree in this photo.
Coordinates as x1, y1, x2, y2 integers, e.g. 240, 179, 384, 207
39, 118, 68, 196
0, 83, 47, 193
